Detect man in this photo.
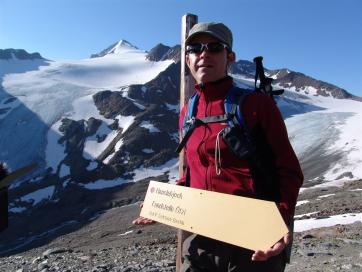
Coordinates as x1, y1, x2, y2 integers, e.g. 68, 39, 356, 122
135, 22, 303, 272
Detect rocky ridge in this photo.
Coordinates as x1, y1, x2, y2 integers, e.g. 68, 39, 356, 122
0, 49, 44, 60
146, 44, 181, 63
267, 69, 359, 100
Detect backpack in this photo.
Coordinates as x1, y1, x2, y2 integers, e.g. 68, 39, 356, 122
176, 85, 255, 161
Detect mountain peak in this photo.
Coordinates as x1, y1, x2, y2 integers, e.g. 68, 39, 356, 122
109, 40, 138, 53
90, 40, 139, 58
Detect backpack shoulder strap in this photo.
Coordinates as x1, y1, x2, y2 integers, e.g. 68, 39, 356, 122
182, 92, 199, 135
224, 86, 253, 128
176, 93, 200, 153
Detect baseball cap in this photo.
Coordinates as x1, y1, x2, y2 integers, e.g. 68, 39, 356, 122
185, 22, 233, 49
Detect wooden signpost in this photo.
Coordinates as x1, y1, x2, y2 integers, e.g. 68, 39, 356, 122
0, 163, 37, 189
177, 13, 198, 272
0, 163, 37, 232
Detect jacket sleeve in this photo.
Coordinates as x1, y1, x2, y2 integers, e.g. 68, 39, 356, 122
244, 94, 304, 224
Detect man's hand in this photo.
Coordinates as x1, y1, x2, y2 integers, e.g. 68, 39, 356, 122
132, 202, 156, 225
132, 216, 156, 225
251, 233, 290, 261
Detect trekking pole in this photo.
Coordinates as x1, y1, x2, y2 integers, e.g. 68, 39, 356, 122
176, 13, 197, 272
253, 56, 284, 99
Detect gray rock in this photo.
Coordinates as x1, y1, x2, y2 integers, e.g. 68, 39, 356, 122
42, 248, 70, 257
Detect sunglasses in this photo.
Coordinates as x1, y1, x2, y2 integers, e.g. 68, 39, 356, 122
186, 42, 229, 54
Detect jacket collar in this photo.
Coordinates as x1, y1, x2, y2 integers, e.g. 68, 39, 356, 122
195, 76, 233, 101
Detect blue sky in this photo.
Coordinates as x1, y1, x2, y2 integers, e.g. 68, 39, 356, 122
1, 0, 361, 96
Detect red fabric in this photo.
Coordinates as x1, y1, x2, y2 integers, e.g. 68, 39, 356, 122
177, 77, 303, 224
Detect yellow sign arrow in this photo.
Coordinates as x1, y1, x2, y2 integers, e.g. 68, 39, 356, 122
140, 180, 288, 251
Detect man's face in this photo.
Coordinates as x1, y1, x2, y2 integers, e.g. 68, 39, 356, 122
186, 33, 234, 84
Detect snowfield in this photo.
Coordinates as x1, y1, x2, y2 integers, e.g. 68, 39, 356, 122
0, 42, 173, 176
294, 213, 362, 232
283, 91, 362, 181
2, 46, 172, 124
233, 75, 362, 182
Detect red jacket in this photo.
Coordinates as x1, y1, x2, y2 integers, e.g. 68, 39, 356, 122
177, 77, 303, 224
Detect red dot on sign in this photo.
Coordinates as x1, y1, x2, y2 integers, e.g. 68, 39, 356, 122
151, 187, 155, 193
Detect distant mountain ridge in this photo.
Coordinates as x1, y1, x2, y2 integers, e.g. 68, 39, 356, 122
0, 49, 44, 60
5, 42, 355, 102
267, 68, 360, 100
145, 44, 359, 100
146, 43, 181, 63
229, 59, 359, 100
229, 59, 257, 78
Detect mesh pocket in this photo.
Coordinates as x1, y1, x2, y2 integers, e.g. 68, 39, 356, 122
221, 126, 255, 160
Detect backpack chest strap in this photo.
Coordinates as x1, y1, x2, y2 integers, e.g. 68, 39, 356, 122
197, 114, 229, 124
175, 114, 230, 153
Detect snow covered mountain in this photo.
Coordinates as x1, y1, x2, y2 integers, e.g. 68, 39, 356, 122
90, 40, 139, 58
0, 43, 361, 254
